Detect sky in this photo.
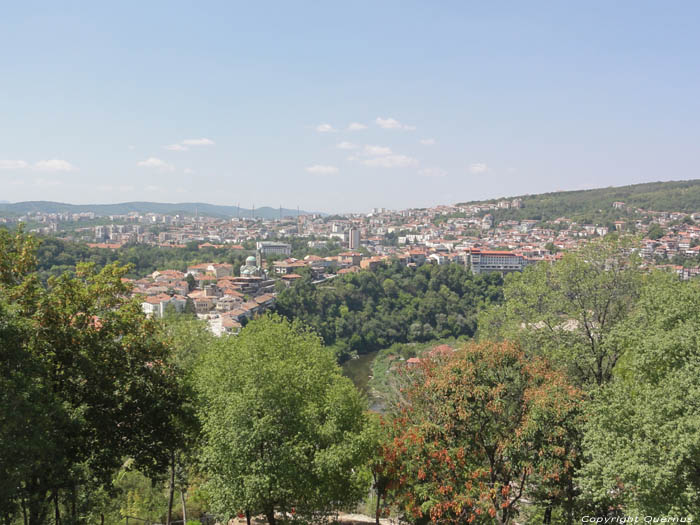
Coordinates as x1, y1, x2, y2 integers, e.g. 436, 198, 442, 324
1, 1, 699, 213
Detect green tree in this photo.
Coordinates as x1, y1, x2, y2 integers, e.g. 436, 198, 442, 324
646, 223, 664, 240
479, 238, 642, 387
161, 316, 215, 524
197, 314, 371, 525
0, 228, 189, 524
580, 272, 700, 517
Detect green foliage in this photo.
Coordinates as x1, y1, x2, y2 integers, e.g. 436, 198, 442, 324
275, 261, 503, 360
479, 238, 642, 387
32, 235, 251, 280
580, 272, 700, 517
0, 228, 190, 524
647, 222, 664, 239
197, 315, 372, 524
368, 338, 465, 401
114, 467, 169, 522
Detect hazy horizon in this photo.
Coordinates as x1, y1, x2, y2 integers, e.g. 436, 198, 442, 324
4, 177, 700, 216
2, 2, 699, 212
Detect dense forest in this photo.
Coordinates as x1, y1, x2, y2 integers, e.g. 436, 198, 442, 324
274, 261, 504, 360
458, 178, 700, 223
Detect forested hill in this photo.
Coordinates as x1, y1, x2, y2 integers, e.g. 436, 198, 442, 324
274, 261, 504, 361
0, 201, 318, 219
457, 179, 700, 222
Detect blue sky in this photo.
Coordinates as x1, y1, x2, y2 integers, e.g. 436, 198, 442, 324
1, 1, 699, 212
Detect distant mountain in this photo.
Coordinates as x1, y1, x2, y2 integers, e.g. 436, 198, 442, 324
0, 200, 9, 204
457, 179, 700, 222
0, 201, 321, 219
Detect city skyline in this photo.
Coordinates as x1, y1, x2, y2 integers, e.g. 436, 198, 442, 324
2, 1, 700, 212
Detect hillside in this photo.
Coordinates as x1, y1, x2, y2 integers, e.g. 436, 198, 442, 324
457, 179, 700, 222
0, 201, 319, 219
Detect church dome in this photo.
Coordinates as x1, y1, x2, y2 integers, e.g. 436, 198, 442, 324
245, 255, 257, 265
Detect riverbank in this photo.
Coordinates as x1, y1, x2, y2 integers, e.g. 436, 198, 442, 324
341, 337, 469, 412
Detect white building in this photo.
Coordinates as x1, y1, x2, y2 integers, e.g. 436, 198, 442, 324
141, 294, 187, 318
256, 241, 292, 257
468, 249, 526, 275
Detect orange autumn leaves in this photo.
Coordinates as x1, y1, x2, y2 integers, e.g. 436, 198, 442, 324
379, 341, 584, 525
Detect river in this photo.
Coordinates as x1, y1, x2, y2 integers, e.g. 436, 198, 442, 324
341, 351, 384, 412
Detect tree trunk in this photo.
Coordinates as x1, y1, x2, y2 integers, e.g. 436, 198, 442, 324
26, 480, 48, 525
375, 485, 381, 525
265, 509, 276, 525
543, 505, 552, 524
100, 513, 104, 525
566, 478, 574, 525
166, 451, 175, 525
54, 491, 60, 525
245, 510, 251, 525
180, 490, 187, 525
21, 498, 27, 525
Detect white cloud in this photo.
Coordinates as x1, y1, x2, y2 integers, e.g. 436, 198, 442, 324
337, 141, 358, 150
364, 145, 392, 156
144, 185, 162, 192
34, 159, 76, 172
128, 145, 136, 150
362, 155, 417, 168
181, 138, 215, 146
183, 168, 195, 175
0, 160, 29, 170
306, 164, 339, 175
347, 122, 367, 131
165, 144, 189, 151
315, 123, 335, 133
420, 138, 436, 145
469, 163, 488, 174
137, 157, 174, 171
375, 117, 416, 131
419, 167, 447, 177
164, 138, 214, 150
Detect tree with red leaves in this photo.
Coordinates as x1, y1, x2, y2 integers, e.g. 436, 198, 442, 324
379, 341, 583, 525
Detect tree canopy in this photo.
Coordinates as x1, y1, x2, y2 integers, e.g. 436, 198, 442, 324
478, 238, 642, 387
275, 260, 503, 360
196, 314, 372, 525
0, 228, 189, 524
379, 341, 583, 525
580, 272, 700, 517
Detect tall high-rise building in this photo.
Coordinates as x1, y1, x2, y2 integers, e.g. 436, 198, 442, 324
348, 228, 360, 250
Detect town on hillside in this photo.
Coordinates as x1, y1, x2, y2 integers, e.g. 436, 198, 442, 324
6, 196, 700, 337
